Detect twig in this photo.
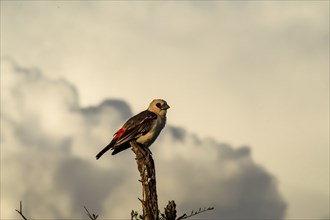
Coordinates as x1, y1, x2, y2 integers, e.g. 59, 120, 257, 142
15, 201, 29, 220
84, 206, 99, 220
176, 207, 214, 220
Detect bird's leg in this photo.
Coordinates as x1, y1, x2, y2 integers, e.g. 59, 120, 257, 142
140, 145, 153, 157
131, 141, 148, 157
145, 147, 152, 156
131, 141, 153, 157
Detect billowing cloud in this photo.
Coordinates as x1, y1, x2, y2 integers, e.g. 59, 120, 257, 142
1, 59, 286, 219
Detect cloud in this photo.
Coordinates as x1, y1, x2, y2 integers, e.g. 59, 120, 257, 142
1, 58, 286, 219
155, 131, 287, 219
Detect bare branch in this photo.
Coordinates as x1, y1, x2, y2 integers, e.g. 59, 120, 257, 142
15, 201, 29, 220
177, 207, 214, 220
84, 206, 98, 220
131, 140, 159, 220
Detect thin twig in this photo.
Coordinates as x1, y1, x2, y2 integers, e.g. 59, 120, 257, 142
15, 201, 28, 220
84, 206, 98, 220
176, 207, 214, 220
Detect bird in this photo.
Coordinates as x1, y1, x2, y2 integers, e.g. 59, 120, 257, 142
96, 99, 170, 159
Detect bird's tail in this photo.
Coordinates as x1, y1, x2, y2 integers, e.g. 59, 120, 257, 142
96, 142, 113, 160
111, 143, 131, 155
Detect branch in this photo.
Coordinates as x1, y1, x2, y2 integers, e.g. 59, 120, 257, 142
15, 202, 100, 220
84, 206, 99, 220
177, 207, 214, 220
15, 201, 29, 220
130, 140, 159, 220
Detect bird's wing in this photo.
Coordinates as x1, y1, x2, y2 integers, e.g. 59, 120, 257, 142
96, 110, 157, 159
114, 110, 157, 146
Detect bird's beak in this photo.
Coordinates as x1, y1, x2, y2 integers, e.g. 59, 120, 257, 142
162, 103, 170, 110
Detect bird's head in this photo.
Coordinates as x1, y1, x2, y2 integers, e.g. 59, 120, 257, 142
148, 99, 170, 117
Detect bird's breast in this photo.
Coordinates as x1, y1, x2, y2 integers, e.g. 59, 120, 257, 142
137, 116, 166, 147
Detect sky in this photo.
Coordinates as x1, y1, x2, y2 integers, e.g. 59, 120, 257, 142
1, 1, 329, 219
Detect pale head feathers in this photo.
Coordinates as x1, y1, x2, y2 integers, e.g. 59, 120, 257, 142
148, 99, 170, 117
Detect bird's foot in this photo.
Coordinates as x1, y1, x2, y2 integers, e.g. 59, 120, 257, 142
130, 141, 151, 158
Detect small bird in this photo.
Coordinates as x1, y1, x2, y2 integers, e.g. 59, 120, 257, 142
96, 99, 170, 159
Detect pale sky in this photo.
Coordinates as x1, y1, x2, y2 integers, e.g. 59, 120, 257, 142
1, 1, 329, 219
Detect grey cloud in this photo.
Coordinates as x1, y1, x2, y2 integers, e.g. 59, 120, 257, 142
168, 126, 187, 141
155, 134, 286, 219
54, 157, 124, 218
1, 59, 286, 219
81, 99, 132, 119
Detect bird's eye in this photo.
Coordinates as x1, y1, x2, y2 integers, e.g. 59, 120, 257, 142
156, 103, 162, 108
